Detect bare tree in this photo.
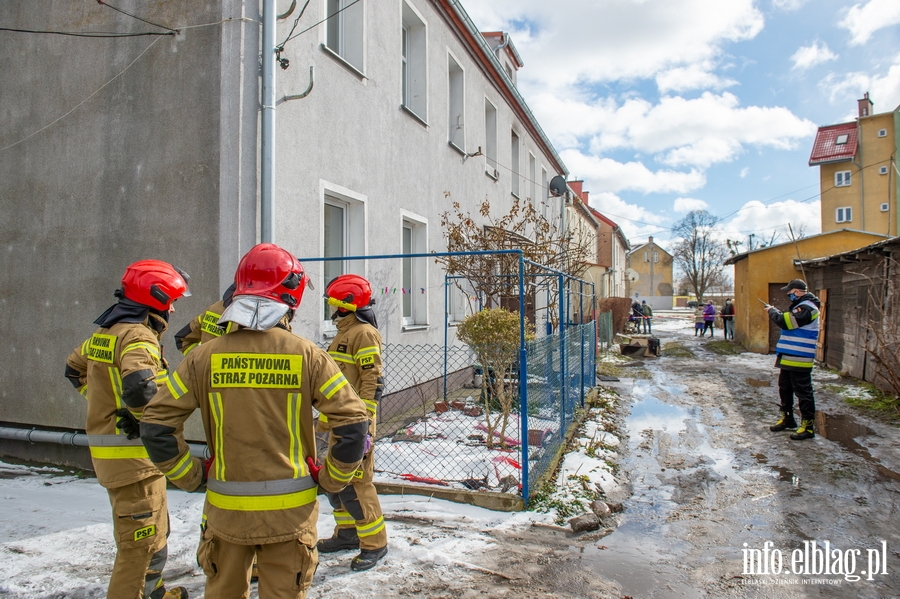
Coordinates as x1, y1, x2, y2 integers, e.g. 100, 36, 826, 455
671, 210, 729, 304
851, 255, 900, 401
436, 194, 594, 327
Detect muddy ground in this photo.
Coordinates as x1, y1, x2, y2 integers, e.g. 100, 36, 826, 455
347, 313, 900, 599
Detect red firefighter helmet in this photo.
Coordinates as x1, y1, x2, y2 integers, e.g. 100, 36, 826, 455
234, 243, 307, 308
121, 260, 191, 311
325, 274, 372, 312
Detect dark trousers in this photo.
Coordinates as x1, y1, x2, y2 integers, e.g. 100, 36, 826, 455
702, 321, 714, 336
778, 368, 816, 420
642, 319, 652, 334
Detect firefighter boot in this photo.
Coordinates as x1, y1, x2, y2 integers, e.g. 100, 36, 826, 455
790, 419, 815, 440
317, 528, 360, 553
769, 411, 797, 432
350, 546, 388, 572
161, 587, 188, 599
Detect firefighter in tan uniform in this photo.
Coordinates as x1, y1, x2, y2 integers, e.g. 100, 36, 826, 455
64, 260, 190, 599
139, 243, 370, 599
173, 283, 236, 355
317, 274, 388, 571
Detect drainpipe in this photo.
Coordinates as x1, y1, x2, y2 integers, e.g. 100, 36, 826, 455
0, 426, 211, 459
260, 0, 276, 243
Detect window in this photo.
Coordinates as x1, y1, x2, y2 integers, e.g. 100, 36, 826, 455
510, 131, 520, 197
878, 129, 887, 137
528, 153, 536, 208
401, 214, 428, 327
643, 251, 649, 262
401, 2, 427, 120
325, 0, 364, 73
322, 183, 366, 326
835, 134, 849, 145
835, 171, 851, 187
836, 207, 852, 223
484, 99, 498, 177
880, 166, 889, 175
653, 252, 659, 263
541, 167, 548, 219
448, 53, 464, 150
881, 203, 890, 212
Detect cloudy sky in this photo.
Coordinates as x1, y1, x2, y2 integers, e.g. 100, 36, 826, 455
464, 0, 900, 250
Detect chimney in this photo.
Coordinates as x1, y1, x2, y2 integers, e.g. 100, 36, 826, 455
569, 180, 584, 199
858, 92, 873, 118
583, 191, 589, 204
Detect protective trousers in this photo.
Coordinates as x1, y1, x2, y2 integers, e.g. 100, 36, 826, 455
778, 368, 816, 420
106, 475, 170, 599
327, 449, 387, 550
197, 530, 318, 599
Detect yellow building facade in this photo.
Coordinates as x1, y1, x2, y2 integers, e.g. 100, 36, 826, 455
725, 230, 888, 353
811, 94, 899, 237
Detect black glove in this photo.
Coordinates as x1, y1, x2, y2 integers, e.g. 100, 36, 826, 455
115, 408, 140, 440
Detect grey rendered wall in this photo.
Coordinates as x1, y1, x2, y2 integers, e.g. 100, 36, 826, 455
0, 1, 229, 429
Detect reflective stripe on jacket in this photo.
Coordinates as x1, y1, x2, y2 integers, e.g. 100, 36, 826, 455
325, 314, 384, 426
66, 322, 163, 488
140, 325, 369, 545
773, 298, 820, 369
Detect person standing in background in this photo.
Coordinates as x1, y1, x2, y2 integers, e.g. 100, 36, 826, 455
720, 298, 735, 340
641, 300, 653, 334
702, 300, 716, 337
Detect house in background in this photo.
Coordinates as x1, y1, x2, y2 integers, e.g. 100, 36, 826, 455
724, 229, 888, 353
587, 206, 629, 299
809, 93, 899, 237
626, 237, 673, 310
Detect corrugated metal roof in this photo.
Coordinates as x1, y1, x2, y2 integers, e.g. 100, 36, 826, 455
808, 123, 857, 166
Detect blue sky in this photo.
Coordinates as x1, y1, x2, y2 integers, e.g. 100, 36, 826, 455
464, 0, 900, 250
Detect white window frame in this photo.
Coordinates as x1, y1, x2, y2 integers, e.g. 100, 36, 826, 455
321, 181, 367, 332
653, 251, 659, 263
324, 0, 365, 75
510, 130, 520, 198
644, 251, 649, 262
880, 203, 890, 212
835, 171, 851, 187
540, 166, 548, 219
835, 206, 852, 223
447, 51, 465, 152
878, 129, 887, 138
400, 1, 427, 122
400, 211, 428, 328
484, 99, 498, 178
879, 166, 888, 175
528, 153, 536, 208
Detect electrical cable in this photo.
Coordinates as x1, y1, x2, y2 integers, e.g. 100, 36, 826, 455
282, 0, 361, 45
0, 27, 172, 38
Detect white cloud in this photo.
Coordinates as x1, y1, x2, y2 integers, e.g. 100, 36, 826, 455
818, 62, 900, 111
656, 65, 738, 93
719, 199, 822, 248
462, 0, 764, 87
771, 0, 808, 10
841, 0, 900, 46
790, 40, 838, 71
561, 149, 706, 194
580, 93, 817, 168
587, 192, 666, 242
740, 167, 750, 178
673, 198, 709, 212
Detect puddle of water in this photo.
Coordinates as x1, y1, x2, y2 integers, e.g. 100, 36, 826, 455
815, 412, 900, 482
627, 392, 691, 434
576, 521, 702, 598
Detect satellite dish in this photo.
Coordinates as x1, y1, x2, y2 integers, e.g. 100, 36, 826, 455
548, 175, 567, 197
625, 268, 640, 283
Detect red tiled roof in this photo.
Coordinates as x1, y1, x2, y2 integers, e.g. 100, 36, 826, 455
809, 123, 857, 166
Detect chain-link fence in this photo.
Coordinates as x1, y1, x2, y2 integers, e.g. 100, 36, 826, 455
305, 250, 597, 504
596, 311, 614, 348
